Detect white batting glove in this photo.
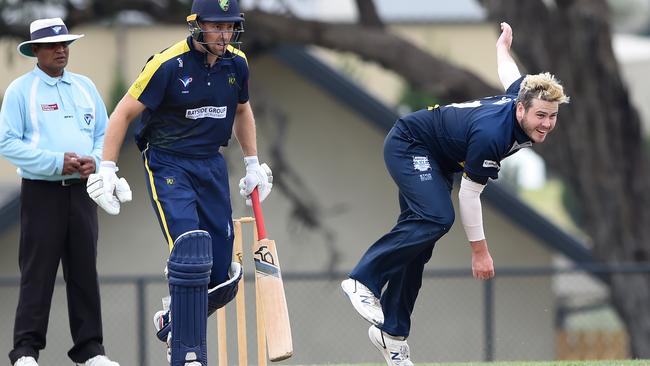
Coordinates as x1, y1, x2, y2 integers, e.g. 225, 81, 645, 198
86, 161, 132, 215
238, 156, 272, 206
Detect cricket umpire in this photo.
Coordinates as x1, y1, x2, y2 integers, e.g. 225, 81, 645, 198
85, 0, 272, 364
0, 18, 119, 366
342, 23, 570, 366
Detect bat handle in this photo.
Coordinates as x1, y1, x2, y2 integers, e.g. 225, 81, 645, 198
251, 187, 268, 240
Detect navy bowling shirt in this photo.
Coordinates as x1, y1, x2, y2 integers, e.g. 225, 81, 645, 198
128, 37, 249, 158
399, 76, 531, 184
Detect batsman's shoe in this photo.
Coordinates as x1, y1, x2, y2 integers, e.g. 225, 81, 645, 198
153, 308, 171, 341
76, 355, 120, 366
13, 356, 38, 366
341, 278, 384, 326
153, 309, 172, 362
368, 325, 414, 366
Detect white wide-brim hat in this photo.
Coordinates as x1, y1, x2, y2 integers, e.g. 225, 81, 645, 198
17, 17, 84, 58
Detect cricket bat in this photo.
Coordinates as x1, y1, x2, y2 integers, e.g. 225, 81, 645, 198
250, 187, 293, 362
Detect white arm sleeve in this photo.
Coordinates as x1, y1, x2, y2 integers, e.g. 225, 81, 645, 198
458, 176, 487, 242
497, 61, 521, 91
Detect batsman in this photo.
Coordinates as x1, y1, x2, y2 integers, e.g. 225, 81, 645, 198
85, 0, 272, 365
342, 22, 569, 365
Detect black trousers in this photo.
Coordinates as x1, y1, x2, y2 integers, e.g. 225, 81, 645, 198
9, 179, 105, 364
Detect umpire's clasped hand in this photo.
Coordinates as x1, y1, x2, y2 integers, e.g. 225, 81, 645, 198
86, 161, 132, 215
239, 156, 273, 206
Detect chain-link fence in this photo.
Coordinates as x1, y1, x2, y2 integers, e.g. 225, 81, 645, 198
0, 264, 647, 365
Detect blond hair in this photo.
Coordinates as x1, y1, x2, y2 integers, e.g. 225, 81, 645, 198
516, 72, 570, 109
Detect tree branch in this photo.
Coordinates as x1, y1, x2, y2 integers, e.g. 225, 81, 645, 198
246, 10, 499, 102
355, 0, 384, 28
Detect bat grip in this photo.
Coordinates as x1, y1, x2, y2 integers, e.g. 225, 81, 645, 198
251, 187, 268, 240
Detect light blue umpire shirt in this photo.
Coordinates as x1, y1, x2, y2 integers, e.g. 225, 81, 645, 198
0, 65, 108, 181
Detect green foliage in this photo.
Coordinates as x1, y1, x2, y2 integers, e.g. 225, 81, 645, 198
398, 84, 442, 112
108, 68, 129, 111
519, 178, 586, 237
560, 179, 584, 229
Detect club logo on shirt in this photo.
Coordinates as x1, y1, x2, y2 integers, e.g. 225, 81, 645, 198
482, 160, 500, 170
413, 156, 431, 172
84, 113, 94, 125
41, 103, 58, 111
228, 75, 236, 86
179, 76, 193, 88
185, 106, 227, 119
219, 0, 230, 11
165, 177, 175, 185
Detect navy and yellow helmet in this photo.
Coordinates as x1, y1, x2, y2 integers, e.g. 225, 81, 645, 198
187, 0, 245, 47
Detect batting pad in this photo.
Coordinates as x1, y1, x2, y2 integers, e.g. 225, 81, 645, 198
167, 230, 213, 366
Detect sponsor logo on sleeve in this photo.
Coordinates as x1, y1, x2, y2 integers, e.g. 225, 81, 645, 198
41, 103, 59, 111
185, 106, 227, 120
482, 160, 500, 170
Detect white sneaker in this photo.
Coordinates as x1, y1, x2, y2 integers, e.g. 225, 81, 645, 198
14, 356, 38, 366
153, 296, 172, 362
368, 325, 414, 366
77, 355, 120, 366
341, 278, 384, 326
164, 332, 172, 363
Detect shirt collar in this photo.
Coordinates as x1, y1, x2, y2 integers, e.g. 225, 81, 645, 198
505, 105, 534, 156
512, 107, 531, 144
32, 65, 71, 85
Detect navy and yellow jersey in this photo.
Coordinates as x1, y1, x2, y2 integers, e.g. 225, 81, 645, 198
397, 76, 529, 184
128, 36, 249, 157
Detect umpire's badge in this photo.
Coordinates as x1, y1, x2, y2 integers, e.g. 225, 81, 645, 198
83, 113, 93, 125
413, 156, 431, 172
165, 177, 175, 185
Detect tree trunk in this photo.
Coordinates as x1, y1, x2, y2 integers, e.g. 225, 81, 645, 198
482, 0, 650, 357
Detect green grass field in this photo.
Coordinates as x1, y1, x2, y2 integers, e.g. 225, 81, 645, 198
322, 363, 644, 366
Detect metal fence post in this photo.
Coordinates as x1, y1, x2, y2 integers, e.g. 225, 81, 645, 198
484, 279, 494, 362
137, 278, 147, 366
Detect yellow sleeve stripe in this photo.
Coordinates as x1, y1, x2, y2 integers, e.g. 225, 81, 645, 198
227, 45, 248, 65
128, 40, 190, 100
